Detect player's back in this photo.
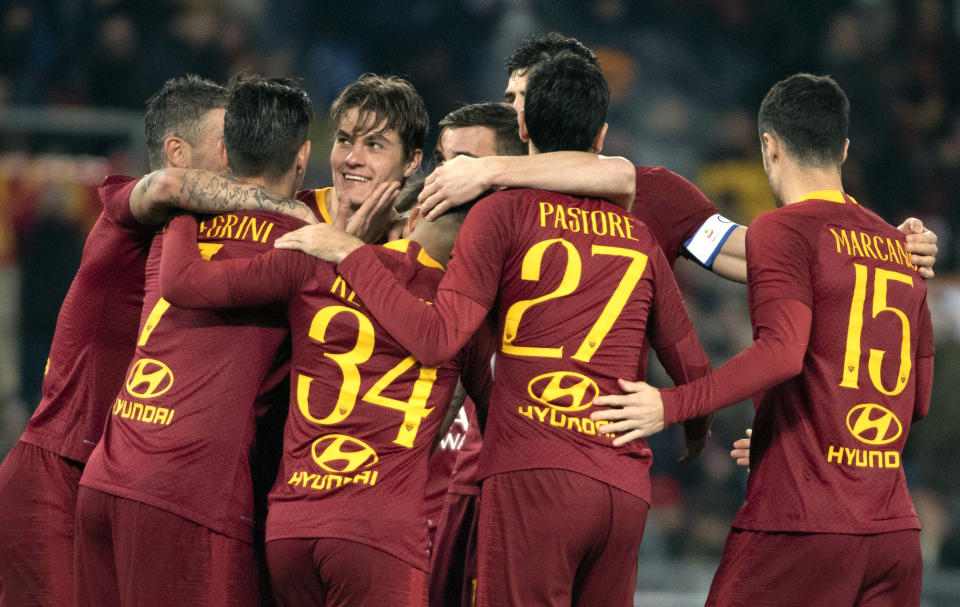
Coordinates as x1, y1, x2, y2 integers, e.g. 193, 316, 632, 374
738, 194, 932, 534
268, 239, 491, 571
472, 187, 692, 501
81, 209, 305, 542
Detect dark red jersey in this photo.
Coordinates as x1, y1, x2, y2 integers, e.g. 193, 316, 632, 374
80, 209, 308, 542
158, 218, 494, 570
425, 397, 483, 523
21, 176, 151, 463
662, 191, 933, 534
629, 166, 718, 267
337, 188, 711, 503
296, 187, 334, 225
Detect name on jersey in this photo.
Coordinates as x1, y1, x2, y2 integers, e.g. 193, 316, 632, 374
539, 202, 639, 241
112, 397, 175, 426
198, 214, 276, 244
287, 469, 379, 491
829, 228, 917, 270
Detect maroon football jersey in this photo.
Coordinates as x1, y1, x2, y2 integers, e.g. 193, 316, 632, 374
21, 176, 151, 463
80, 210, 308, 542
337, 188, 710, 502
733, 193, 932, 534
157, 220, 494, 570
425, 397, 483, 523
630, 166, 718, 267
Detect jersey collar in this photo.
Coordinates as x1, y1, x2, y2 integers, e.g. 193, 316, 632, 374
382, 239, 445, 270
796, 190, 857, 205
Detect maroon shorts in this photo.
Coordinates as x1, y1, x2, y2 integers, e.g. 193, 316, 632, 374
74, 486, 259, 607
476, 469, 649, 607
707, 528, 922, 607
429, 491, 479, 607
0, 441, 83, 607
266, 537, 427, 607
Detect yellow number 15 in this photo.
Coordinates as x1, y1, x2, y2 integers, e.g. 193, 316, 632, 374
840, 264, 914, 396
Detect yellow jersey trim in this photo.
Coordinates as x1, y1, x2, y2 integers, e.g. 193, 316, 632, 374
316, 188, 333, 224
382, 239, 445, 270
797, 190, 857, 205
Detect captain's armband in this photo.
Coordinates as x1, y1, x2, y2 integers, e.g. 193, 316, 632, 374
683, 214, 740, 268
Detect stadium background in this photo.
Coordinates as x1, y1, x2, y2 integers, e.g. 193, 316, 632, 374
0, 0, 957, 604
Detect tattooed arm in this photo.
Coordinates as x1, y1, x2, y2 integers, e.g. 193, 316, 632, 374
129, 168, 318, 227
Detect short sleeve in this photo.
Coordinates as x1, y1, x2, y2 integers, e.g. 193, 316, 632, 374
746, 209, 814, 311
631, 167, 718, 267
98, 175, 142, 231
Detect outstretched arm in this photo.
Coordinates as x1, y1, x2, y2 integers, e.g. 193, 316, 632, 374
418, 152, 636, 219
590, 298, 811, 441
129, 169, 318, 227
159, 214, 307, 308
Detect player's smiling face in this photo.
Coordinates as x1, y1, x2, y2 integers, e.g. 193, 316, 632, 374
504, 69, 529, 112
330, 107, 419, 208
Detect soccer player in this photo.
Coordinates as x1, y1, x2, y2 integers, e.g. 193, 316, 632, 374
156, 182, 494, 606
278, 52, 713, 607
73, 76, 317, 607
0, 75, 316, 607
424, 101, 525, 607
591, 73, 933, 606
296, 74, 427, 242
418, 32, 939, 281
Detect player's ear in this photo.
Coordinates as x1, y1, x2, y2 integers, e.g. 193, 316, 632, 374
164, 137, 189, 169
218, 138, 231, 173
761, 132, 778, 162
589, 123, 608, 154
294, 140, 312, 183
403, 149, 422, 178
840, 138, 849, 165
517, 109, 530, 143
407, 204, 421, 233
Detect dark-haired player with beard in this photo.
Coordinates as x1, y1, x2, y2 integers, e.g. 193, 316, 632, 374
74, 76, 317, 607
592, 73, 933, 607
279, 53, 713, 607
0, 74, 317, 607
425, 102, 525, 607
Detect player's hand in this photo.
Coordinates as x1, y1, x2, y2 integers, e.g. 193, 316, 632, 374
274, 223, 363, 263
730, 428, 752, 468
589, 378, 665, 446
897, 218, 938, 279
419, 155, 492, 221
337, 181, 401, 244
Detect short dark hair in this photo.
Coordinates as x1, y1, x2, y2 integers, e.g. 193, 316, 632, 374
224, 75, 313, 180
394, 175, 424, 214
524, 52, 609, 153
330, 74, 428, 160
505, 32, 598, 75
144, 75, 227, 170
437, 102, 526, 157
758, 73, 849, 167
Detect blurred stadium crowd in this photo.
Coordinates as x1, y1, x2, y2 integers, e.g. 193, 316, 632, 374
1, 0, 959, 583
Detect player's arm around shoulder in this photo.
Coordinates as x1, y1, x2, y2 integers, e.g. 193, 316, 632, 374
129, 168, 318, 228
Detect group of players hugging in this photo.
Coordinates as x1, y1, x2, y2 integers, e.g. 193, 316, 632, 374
0, 32, 940, 607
